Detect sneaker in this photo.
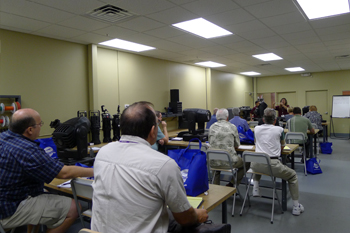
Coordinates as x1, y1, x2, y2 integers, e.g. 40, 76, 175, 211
253, 188, 260, 197
292, 204, 305, 216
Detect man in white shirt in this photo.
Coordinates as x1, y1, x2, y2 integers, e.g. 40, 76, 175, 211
91, 101, 208, 233
252, 108, 304, 216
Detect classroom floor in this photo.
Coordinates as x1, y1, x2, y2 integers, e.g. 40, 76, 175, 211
14, 138, 348, 233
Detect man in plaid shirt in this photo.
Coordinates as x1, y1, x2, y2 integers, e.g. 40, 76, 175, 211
0, 108, 93, 232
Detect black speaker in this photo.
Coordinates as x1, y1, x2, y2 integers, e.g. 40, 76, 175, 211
170, 89, 179, 102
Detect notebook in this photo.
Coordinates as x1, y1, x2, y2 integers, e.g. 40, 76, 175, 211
187, 196, 204, 209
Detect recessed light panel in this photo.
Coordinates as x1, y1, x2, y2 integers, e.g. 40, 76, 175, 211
285, 67, 305, 72
195, 61, 226, 68
252, 53, 283, 61
240, 72, 261, 76
173, 18, 233, 39
296, 0, 350, 20
99, 39, 155, 52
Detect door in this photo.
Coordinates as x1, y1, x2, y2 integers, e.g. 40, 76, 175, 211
306, 90, 329, 123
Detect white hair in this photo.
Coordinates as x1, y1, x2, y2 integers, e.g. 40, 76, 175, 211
216, 108, 228, 120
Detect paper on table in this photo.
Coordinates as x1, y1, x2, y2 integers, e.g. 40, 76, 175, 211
171, 137, 183, 141
187, 196, 203, 209
238, 145, 254, 150
284, 146, 291, 150
57, 179, 72, 188
90, 147, 101, 151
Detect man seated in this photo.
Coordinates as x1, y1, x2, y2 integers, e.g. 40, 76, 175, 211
91, 102, 208, 233
252, 108, 304, 216
286, 107, 315, 158
151, 111, 169, 151
209, 108, 249, 187
0, 109, 94, 232
206, 108, 218, 129
229, 107, 249, 132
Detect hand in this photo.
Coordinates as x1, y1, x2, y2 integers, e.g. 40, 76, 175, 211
195, 208, 208, 223
161, 121, 167, 127
158, 139, 164, 145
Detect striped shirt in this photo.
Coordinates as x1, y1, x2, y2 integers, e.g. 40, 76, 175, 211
0, 130, 63, 219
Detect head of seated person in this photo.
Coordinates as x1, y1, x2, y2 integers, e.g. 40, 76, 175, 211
216, 108, 229, 121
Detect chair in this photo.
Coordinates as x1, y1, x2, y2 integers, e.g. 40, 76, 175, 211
78, 228, 101, 233
285, 132, 307, 176
206, 149, 241, 217
71, 178, 94, 228
249, 121, 258, 128
0, 223, 15, 233
239, 151, 283, 224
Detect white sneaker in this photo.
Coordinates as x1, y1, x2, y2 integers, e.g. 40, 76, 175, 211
292, 204, 305, 216
253, 188, 260, 197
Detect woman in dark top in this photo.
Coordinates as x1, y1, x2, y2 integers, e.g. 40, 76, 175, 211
273, 98, 289, 117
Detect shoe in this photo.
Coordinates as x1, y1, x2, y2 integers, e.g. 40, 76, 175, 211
226, 182, 234, 187
292, 204, 305, 216
253, 188, 260, 197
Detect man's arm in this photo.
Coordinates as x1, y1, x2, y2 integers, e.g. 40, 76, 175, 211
56, 165, 93, 179
158, 121, 169, 145
172, 207, 208, 226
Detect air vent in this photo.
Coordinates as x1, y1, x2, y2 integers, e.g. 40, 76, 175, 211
86, 5, 136, 23
335, 55, 350, 60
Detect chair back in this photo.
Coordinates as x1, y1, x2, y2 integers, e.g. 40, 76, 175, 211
206, 149, 234, 170
189, 142, 209, 153
285, 132, 305, 144
71, 178, 93, 200
249, 121, 258, 128
0, 223, 6, 233
78, 229, 101, 233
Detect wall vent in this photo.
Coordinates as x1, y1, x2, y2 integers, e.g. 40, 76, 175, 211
85, 5, 136, 23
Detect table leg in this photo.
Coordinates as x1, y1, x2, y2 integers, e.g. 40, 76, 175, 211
222, 200, 227, 223
323, 124, 328, 142
281, 155, 287, 211
314, 134, 317, 156
308, 136, 314, 158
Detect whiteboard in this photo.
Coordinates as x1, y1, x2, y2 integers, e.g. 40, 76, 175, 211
332, 95, 350, 118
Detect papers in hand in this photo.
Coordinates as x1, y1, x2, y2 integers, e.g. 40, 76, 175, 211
187, 196, 203, 209
57, 179, 71, 188
171, 137, 183, 141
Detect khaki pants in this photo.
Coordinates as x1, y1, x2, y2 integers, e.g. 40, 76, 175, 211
210, 156, 250, 186
252, 159, 299, 200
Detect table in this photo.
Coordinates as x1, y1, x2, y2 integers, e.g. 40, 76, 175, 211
45, 180, 236, 224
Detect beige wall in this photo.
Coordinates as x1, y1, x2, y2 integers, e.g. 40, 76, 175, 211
0, 29, 89, 135
257, 70, 350, 134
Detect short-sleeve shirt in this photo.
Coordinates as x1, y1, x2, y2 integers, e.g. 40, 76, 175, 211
91, 135, 191, 233
0, 130, 64, 219
254, 124, 285, 158
304, 111, 322, 130
208, 120, 240, 163
286, 115, 313, 143
151, 126, 165, 150
229, 116, 250, 132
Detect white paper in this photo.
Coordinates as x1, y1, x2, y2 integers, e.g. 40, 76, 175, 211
171, 137, 183, 141
238, 145, 254, 150
57, 179, 72, 188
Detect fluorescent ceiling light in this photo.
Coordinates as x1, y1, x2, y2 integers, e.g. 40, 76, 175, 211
296, 0, 350, 20
252, 53, 283, 61
240, 71, 261, 76
99, 38, 155, 52
195, 61, 226, 68
172, 18, 233, 39
285, 67, 305, 72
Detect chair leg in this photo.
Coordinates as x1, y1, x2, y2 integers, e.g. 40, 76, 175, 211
232, 169, 238, 217
240, 173, 252, 216
303, 147, 307, 176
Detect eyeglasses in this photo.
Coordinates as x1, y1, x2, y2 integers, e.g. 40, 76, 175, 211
32, 121, 44, 127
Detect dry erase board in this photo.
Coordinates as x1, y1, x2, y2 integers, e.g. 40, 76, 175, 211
332, 95, 350, 118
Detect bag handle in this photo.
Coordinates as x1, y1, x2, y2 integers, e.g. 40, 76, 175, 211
185, 138, 203, 150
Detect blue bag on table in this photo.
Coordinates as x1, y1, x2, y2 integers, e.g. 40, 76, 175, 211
306, 158, 322, 174
237, 126, 254, 145
35, 137, 58, 159
168, 138, 209, 196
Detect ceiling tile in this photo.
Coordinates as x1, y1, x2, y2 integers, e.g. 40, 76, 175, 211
58, 16, 110, 31
0, 12, 50, 32
206, 8, 255, 26
116, 16, 165, 32
146, 6, 198, 24
244, 0, 296, 18
181, 0, 239, 16
36, 25, 86, 39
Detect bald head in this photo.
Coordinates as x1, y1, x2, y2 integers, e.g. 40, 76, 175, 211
10, 108, 39, 135
120, 101, 157, 140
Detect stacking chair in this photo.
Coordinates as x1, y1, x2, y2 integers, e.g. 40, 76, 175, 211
285, 132, 307, 176
239, 151, 283, 224
206, 149, 241, 217
248, 121, 258, 128
71, 178, 94, 228
0, 223, 15, 233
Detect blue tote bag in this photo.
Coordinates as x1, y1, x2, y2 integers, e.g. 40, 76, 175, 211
168, 138, 209, 196
237, 126, 254, 145
306, 158, 322, 174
